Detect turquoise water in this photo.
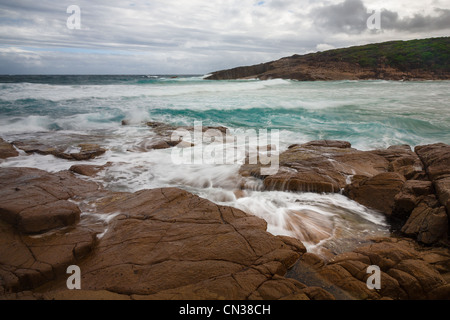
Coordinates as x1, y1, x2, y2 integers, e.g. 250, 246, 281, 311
0, 75, 449, 150
1, 75, 449, 254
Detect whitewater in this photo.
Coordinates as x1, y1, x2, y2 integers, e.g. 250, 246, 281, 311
1, 75, 449, 255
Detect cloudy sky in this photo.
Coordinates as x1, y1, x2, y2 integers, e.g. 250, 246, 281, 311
0, 0, 449, 74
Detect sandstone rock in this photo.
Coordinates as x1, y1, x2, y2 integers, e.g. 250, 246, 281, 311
317, 263, 380, 300
263, 171, 340, 193
435, 179, 450, 216
353, 240, 419, 270
0, 138, 19, 159
43, 290, 131, 300
68, 188, 308, 299
13, 141, 106, 161
147, 121, 229, 137
0, 167, 99, 234
393, 180, 434, 217
291, 238, 450, 300
241, 142, 390, 193
415, 143, 450, 181
0, 219, 97, 294
13, 141, 58, 157
428, 284, 450, 300
394, 259, 446, 294
131, 122, 229, 153
300, 140, 352, 149
345, 172, 406, 215
142, 139, 171, 151
70, 163, 111, 177
370, 145, 424, 180
1, 169, 314, 299
71, 144, 107, 161
401, 203, 448, 245
416, 143, 450, 216
2, 152, 449, 301
387, 268, 424, 299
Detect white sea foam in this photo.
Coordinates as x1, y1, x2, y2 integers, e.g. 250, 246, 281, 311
0, 78, 292, 101
1, 78, 449, 254
0, 115, 53, 133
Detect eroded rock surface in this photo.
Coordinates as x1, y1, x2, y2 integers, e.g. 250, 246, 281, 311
0, 138, 19, 159
1, 141, 449, 300
0, 167, 331, 300
288, 237, 450, 300
0, 168, 99, 233
240, 141, 389, 193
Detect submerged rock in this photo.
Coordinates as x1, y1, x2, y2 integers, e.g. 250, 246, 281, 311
128, 121, 228, 152
299, 140, 352, 149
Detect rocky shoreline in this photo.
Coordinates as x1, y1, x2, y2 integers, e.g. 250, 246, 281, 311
0, 136, 449, 300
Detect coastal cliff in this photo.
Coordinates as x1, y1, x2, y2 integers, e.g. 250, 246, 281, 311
206, 37, 450, 81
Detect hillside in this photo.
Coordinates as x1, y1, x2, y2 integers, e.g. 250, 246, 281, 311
206, 37, 450, 81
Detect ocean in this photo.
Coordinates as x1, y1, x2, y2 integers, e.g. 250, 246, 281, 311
1, 75, 449, 254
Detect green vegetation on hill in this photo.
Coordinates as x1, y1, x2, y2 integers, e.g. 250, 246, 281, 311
207, 37, 450, 80
310, 37, 450, 73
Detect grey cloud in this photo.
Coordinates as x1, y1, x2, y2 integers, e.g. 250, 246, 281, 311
381, 8, 450, 32
0, 0, 449, 74
313, 0, 368, 34
313, 0, 450, 34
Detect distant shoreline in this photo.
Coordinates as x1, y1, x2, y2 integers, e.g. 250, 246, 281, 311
206, 37, 450, 81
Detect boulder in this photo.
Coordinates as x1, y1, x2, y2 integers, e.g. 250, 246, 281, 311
0, 138, 19, 159
241, 141, 390, 193
71, 144, 107, 161
415, 143, 450, 180
435, 179, 450, 216
345, 172, 406, 215
370, 145, 424, 180
70, 163, 111, 177
416, 143, 450, 215
401, 202, 448, 245
0, 167, 99, 234
393, 180, 434, 217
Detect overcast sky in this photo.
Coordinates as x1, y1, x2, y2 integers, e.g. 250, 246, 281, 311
0, 0, 449, 74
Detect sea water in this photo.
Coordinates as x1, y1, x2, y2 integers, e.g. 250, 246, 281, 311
1, 75, 449, 254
